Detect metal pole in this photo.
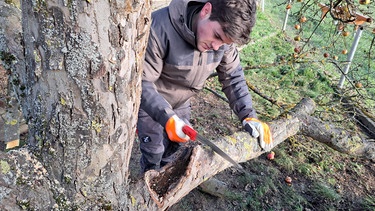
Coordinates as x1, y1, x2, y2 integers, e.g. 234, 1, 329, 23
338, 26, 363, 89
261, 0, 265, 12
282, 1, 292, 31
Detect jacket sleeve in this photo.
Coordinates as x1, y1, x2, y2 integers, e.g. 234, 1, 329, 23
140, 28, 175, 127
216, 44, 257, 121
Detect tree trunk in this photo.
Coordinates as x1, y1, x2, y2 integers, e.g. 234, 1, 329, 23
1, 0, 151, 209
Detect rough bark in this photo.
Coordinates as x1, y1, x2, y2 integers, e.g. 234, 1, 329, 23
299, 113, 375, 161
1, 0, 151, 210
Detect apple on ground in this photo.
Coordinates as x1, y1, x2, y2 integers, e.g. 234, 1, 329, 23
285, 176, 292, 185
267, 151, 275, 160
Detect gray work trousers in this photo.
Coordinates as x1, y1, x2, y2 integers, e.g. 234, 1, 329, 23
137, 103, 191, 173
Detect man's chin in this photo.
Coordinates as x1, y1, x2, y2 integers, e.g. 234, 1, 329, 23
197, 47, 206, 52
197, 43, 209, 52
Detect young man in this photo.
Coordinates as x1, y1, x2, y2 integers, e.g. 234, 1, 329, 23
137, 0, 273, 173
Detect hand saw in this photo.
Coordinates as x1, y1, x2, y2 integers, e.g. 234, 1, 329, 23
182, 125, 243, 170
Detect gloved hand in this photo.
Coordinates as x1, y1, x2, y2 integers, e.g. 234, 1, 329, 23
165, 115, 190, 143
242, 117, 273, 150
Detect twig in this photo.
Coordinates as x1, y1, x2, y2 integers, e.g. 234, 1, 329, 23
204, 87, 228, 103
245, 80, 289, 108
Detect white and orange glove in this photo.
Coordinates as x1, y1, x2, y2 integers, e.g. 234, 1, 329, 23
165, 115, 190, 143
243, 117, 273, 150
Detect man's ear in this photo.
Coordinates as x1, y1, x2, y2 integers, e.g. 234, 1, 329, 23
200, 2, 212, 18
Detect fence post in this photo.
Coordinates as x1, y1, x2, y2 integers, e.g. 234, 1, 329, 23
338, 26, 364, 89
282, 0, 292, 31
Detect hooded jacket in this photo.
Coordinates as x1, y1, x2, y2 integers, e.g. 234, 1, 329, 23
140, 0, 256, 127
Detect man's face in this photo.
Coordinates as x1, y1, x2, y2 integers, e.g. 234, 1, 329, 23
195, 3, 233, 52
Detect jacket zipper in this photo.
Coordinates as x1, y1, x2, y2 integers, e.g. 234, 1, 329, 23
198, 52, 202, 66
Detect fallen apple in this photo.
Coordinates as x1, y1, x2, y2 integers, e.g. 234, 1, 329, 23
342, 31, 350, 37
294, 24, 301, 30
267, 151, 275, 160
323, 53, 330, 58
285, 176, 292, 184
286, 4, 292, 9
294, 35, 301, 41
342, 49, 348, 55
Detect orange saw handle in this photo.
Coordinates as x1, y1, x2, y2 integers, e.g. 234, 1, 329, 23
182, 125, 197, 141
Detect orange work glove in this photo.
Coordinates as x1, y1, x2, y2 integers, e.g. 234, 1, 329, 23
165, 115, 190, 143
242, 117, 273, 150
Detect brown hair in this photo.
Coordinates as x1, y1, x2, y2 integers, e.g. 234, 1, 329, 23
208, 0, 257, 45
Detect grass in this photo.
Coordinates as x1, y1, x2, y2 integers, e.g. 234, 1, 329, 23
235, 139, 366, 210
362, 195, 375, 209
234, 159, 310, 210
309, 181, 342, 201
235, 5, 375, 202
209, 131, 371, 210
240, 0, 375, 120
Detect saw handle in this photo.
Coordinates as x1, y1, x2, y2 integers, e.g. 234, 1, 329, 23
182, 125, 197, 141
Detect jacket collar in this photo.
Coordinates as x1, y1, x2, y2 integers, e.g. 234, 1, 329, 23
169, 0, 208, 48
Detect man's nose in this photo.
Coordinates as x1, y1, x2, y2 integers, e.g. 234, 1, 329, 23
212, 41, 223, 51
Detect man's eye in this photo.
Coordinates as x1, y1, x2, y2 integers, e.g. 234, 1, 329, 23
215, 33, 222, 40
